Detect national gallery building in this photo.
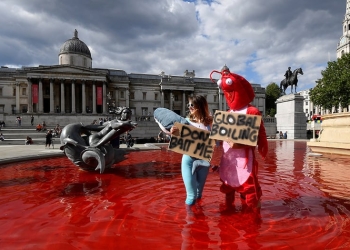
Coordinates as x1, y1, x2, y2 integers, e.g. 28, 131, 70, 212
0, 30, 266, 128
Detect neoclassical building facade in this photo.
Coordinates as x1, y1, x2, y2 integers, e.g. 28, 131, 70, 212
337, 0, 350, 58
0, 30, 266, 125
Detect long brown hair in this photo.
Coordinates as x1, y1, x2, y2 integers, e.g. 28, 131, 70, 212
188, 95, 213, 126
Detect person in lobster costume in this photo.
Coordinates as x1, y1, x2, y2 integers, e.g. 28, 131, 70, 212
210, 65, 268, 211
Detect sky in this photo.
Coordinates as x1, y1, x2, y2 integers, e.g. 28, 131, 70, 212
0, 0, 347, 91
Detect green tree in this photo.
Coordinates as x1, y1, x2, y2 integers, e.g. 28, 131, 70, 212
310, 53, 350, 110
265, 82, 281, 117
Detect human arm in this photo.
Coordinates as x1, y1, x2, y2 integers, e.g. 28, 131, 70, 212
247, 106, 268, 158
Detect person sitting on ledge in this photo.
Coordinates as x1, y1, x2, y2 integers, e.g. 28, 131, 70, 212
0, 133, 4, 141
25, 136, 33, 145
36, 123, 42, 132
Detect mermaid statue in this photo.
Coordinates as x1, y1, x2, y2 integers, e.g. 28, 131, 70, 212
60, 107, 137, 173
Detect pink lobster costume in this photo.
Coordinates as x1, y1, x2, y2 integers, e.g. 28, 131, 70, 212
210, 65, 268, 209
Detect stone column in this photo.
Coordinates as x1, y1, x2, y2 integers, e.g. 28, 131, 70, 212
161, 90, 164, 107
223, 93, 227, 111
60, 79, 65, 114
92, 82, 97, 114
126, 88, 130, 108
102, 82, 107, 113
310, 101, 314, 117
170, 91, 173, 110
15, 83, 20, 113
82, 80, 86, 114
50, 79, 54, 113
263, 95, 266, 116
182, 92, 186, 116
114, 88, 118, 107
38, 79, 43, 113
71, 80, 76, 114
27, 78, 33, 113
218, 88, 222, 111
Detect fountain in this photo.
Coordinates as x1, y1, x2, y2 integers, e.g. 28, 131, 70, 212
60, 107, 137, 173
1, 140, 350, 249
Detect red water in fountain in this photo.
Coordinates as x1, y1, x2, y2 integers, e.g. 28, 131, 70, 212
1, 141, 350, 249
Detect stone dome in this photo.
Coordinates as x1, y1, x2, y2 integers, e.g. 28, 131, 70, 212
59, 29, 91, 58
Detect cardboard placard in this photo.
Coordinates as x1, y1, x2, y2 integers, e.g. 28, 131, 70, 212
168, 122, 215, 162
210, 110, 261, 146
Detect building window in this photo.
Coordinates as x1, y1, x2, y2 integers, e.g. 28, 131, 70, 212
154, 93, 158, 100
22, 88, 26, 96
174, 94, 179, 101
45, 87, 50, 95
305, 101, 308, 105
164, 94, 168, 101
142, 107, 148, 116
0, 88, 2, 96
83, 58, 87, 67
120, 91, 125, 99
214, 95, 217, 102
143, 92, 147, 100
130, 92, 135, 99
70, 56, 73, 65
13, 88, 16, 96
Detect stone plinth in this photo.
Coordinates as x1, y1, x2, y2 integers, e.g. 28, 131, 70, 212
275, 93, 307, 139
308, 113, 350, 155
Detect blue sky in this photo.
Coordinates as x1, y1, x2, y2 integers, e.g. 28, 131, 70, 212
0, 0, 346, 91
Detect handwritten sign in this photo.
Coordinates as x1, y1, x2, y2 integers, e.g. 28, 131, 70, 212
168, 122, 215, 162
210, 110, 261, 146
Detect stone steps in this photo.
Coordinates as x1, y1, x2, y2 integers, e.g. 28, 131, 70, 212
0, 121, 161, 145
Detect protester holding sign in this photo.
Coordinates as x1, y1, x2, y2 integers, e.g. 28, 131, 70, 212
170, 95, 213, 206
210, 65, 268, 212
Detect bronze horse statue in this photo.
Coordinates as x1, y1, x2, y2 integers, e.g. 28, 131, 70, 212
280, 68, 303, 94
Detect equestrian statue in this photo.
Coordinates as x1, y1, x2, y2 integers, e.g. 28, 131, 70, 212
60, 107, 137, 173
280, 67, 303, 95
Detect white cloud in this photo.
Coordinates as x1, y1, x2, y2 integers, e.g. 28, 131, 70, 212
0, 0, 346, 90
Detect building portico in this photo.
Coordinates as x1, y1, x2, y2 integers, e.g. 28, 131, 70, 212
19, 66, 108, 115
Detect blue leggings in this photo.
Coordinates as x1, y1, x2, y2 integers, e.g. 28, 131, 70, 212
181, 155, 210, 205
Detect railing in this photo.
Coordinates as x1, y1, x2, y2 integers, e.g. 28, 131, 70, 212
135, 116, 153, 122
263, 117, 276, 123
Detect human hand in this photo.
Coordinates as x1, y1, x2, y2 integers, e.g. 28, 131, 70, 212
170, 126, 179, 136
226, 139, 248, 149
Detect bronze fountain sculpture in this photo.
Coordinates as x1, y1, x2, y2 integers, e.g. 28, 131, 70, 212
60, 107, 137, 173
